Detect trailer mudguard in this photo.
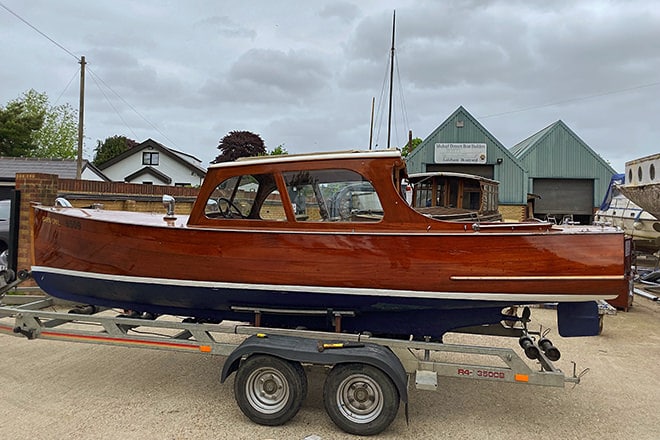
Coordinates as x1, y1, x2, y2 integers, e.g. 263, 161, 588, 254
221, 334, 408, 404
557, 301, 600, 337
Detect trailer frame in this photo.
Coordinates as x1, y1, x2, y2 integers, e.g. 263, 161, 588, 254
0, 295, 582, 435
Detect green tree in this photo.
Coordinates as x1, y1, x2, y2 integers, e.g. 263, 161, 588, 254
401, 137, 422, 157
0, 90, 78, 158
0, 100, 43, 156
212, 130, 266, 163
269, 144, 288, 155
93, 135, 138, 165
19, 89, 78, 158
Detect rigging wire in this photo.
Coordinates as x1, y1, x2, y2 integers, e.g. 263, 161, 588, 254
393, 52, 411, 147
372, 49, 391, 149
373, 49, 411, 150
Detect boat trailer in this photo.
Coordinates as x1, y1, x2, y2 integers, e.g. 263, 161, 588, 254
1, 288, 584, 436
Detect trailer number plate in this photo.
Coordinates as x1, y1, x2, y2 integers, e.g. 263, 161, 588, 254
457, 368, 506, 379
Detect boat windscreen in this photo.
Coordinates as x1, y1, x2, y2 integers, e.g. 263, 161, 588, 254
283, 169, 383, 222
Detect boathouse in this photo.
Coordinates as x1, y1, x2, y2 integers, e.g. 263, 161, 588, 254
510, 120, 616, 225
406, 107, 616, 223
405, 107, 529, 221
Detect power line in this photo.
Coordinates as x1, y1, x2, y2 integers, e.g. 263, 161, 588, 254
87, 68, 179, 148
53, 68, 79, 106
2, 1, 179, 149
88, 71, 139, 141
479, 81, 660, 119
0, 1, 80, 61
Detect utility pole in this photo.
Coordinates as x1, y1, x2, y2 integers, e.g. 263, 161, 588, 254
76, 55, 86, 180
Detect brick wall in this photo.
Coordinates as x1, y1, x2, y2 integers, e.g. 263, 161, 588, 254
13, 173, 199, 285
14, 174, 59, 281
499, 204, 526, 222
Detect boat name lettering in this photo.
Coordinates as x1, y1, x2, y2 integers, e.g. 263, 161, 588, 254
64, 219, 81, 230
457, 368, 505, 379
43, 217, 59, 226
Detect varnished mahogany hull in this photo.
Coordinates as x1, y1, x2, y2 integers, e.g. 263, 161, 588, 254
31, 207, 629, 337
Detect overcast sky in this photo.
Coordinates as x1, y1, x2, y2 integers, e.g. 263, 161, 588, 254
1, 0, 658, 172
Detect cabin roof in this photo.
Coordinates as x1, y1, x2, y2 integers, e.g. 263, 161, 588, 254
408, 171, 499, 185
209, 149, 402, 169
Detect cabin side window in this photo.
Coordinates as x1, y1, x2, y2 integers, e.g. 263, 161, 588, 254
282, 169, 383, 222
204, 173, 285, 221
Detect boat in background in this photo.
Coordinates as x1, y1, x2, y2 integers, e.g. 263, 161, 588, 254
617, 153, 660, 220
408, 172, 502, 222
594, 173, 660, 251
30, 150, 632, 339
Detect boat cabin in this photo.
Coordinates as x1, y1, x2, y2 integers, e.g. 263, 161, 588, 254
408, 172, 502, 222
188, 150, 423, 229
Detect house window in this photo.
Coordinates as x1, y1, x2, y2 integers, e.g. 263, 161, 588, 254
143, 152, 159, 165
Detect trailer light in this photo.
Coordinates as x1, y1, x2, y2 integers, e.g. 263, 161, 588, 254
515, 374, 529, 382
199, 345, 212, 353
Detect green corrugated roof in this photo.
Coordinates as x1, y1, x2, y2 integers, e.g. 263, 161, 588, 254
510, 120, 616, 174
509, 121, 557, 158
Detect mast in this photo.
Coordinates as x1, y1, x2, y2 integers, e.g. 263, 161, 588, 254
76, 55, 86, 180
386, 10, 395, 150
369, 97, 375, 150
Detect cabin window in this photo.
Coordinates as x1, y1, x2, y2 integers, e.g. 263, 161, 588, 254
204, 173, 285, 220
461, 181, 481, 210
282, 169, 383, 222
143, 152, 159, 165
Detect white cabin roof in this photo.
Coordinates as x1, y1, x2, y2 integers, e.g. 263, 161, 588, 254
209, 149, 402, 169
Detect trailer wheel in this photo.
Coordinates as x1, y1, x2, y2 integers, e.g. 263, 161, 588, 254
234, 355, 307, 426
323, 363, 399, 436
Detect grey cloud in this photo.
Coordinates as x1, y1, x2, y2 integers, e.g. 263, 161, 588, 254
318, 2, 361, 23
196, 16, 257, 39
200, 48, 332, 105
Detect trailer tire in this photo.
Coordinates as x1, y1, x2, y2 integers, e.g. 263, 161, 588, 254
234, 355, 307, 426
323, 363, 399, 436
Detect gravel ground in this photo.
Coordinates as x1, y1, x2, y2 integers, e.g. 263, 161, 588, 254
0, 294, 658, 440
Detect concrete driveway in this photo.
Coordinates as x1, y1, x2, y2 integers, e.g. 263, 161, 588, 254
1, 296, 658, 439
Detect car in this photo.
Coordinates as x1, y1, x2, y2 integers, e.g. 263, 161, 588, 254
0, 200, 10, 252
0, 200, 10, 273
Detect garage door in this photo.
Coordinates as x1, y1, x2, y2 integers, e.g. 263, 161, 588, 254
533, 179, 594, 215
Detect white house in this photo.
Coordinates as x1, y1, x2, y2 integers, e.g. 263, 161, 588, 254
97, 139, 206, 186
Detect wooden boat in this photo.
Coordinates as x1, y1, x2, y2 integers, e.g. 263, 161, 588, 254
30, 150, 632, 338
617, 153, 660, 220
408, 172, 502, 222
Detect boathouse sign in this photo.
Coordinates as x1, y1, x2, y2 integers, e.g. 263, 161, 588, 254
434, 143, 487, 164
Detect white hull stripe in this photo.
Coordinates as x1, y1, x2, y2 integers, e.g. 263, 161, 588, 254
31, 266, 617, 303
451, 275, 624, 281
